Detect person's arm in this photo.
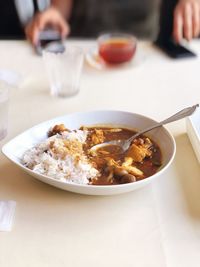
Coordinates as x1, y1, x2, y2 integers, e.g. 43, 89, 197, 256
173, 0, 200, 43
51, 0, 73, 19
25, 0, 73, 46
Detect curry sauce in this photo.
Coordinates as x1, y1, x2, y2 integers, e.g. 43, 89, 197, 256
48, 124, 162, 185
82, 127, 162, 185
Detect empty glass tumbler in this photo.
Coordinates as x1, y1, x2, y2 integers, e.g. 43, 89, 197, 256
43, 44, 84, 98
0, 81, 9, 141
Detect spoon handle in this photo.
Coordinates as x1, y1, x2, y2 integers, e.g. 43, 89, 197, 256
129, 104, 199, 141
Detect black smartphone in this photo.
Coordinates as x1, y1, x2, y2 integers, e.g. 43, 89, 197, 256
154, 39, 197, 59
35, 29, 65, 55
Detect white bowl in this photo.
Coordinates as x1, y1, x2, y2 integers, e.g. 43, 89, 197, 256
2, 110, 176, 195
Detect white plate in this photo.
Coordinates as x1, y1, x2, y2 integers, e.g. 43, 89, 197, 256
186, 107, 200, 163
2, 110, 176, 195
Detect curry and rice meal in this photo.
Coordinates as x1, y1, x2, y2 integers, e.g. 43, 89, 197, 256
22, 124, 162, 185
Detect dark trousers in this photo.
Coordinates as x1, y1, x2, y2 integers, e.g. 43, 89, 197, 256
0, 0, 24, 39
157, 0, 178, 43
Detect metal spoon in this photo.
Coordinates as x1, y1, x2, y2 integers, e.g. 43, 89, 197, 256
90, 104, 199, 153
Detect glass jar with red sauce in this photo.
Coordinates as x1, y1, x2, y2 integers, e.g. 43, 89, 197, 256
97, 33, 137, 64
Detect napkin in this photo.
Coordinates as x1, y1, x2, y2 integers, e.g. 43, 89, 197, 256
0, 201, 16, 231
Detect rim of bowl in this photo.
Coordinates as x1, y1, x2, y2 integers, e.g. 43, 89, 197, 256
97, 32, 137, 47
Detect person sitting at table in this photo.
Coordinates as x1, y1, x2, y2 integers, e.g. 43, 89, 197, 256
24, 0, 200, 46
0, 0, 200, 46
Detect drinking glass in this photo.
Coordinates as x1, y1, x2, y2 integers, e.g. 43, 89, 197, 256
43, 44, 84, 98
0, 81, 9, 141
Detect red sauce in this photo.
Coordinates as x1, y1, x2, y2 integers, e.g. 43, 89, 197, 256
99, 38, 136, 64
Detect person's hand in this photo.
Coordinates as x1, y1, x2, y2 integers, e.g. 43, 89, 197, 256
25, 6, 70, 46
173, 0, 200, 43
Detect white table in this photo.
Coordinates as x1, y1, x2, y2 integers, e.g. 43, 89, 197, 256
0, 40, 200, 267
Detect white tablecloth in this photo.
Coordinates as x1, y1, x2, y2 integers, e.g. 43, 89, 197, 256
0, 39, 200, 267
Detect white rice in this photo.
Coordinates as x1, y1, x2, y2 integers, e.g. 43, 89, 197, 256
22, 130, 99, 184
